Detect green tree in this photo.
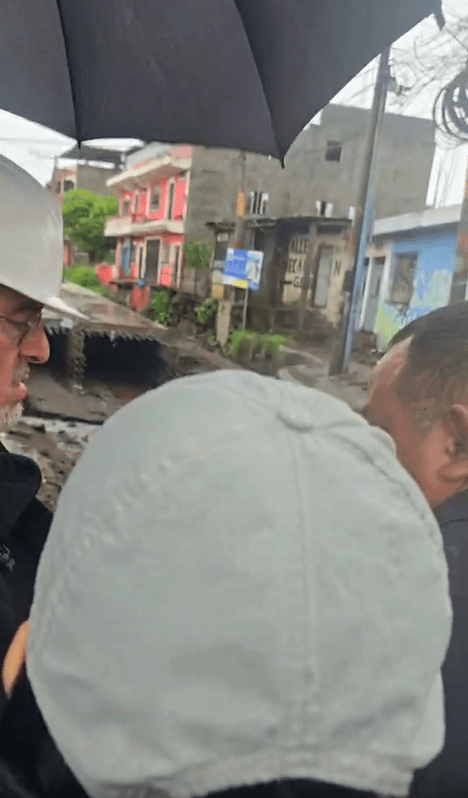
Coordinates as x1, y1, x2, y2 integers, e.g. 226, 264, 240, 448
183, 239, 212, 295
62, 189, 118, 264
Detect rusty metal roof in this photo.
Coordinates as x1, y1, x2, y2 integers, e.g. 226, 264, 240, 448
43, 283, 164, 341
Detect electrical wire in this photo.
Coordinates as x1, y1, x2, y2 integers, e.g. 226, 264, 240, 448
434, 60, 468, 143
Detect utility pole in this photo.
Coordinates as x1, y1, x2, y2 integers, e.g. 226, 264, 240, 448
216, 151, 248, 340
329, 47, 391, 374
233, 151, 247, 249
297, 221, 317, 332
450, 153, 468, 303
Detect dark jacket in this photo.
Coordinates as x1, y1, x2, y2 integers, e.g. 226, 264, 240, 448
0, 447, 51, 717
0, 447, 87, 798
411, 490, 468, 797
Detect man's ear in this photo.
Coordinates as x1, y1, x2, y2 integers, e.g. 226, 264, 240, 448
443, 404, 468, 484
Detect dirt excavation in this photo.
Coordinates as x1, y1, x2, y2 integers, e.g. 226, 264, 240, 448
2, 333, 239, 512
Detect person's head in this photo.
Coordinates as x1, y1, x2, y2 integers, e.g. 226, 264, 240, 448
28, 371, 451, 798
0, 155, 80, 430
0, 286, 49, 430
364, 304, 468, 508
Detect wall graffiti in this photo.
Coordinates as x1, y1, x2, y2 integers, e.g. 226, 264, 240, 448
283, 235, 309, 303
375, 226, 457, 350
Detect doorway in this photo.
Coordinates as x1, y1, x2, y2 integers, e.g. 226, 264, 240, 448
362, 256, 385, 332
173, 245, 181, 286
313, 246, 334, 308
145, 239, 161, 282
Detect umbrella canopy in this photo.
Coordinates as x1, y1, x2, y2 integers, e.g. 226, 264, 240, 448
0, 0, 441, 160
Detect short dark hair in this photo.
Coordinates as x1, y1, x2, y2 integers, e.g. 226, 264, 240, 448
388, 303, 468, 426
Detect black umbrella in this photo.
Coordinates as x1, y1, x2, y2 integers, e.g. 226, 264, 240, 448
1, 0, 441, 160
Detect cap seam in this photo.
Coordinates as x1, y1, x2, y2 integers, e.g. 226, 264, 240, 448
283, 401, 321, 754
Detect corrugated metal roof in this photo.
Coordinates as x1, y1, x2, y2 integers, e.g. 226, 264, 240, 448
43, 283, 164, 342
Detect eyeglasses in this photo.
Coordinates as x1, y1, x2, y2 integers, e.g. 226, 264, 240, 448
0, 309, 44, 345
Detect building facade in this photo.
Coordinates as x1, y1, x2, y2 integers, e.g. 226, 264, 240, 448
187, 103, 435, 241
208, 214, 352, 327
104, 104, 435, 309
104, 144, 191, 308
48, 162, 120, 202
359, 205, 461, 349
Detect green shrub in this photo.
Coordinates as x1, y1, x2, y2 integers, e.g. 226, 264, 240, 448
228, 330, 290, 364
141, 289, 172, 325
195, 297, 218, 328
228, 330, 261, 361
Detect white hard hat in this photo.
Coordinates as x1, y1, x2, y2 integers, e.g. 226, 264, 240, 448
0, 154, 82, 317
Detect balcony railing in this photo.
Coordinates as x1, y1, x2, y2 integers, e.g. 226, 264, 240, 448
105, 215, 184, 238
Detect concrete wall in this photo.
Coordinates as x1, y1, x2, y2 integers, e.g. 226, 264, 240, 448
308, 105, 435, 219
375, 226, 457, 349
76, 164, 120, 196
321, 237, 352, 326
185, 104, 435, 242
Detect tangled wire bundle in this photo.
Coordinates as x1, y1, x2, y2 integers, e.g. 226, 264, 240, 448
434, 61, 468, 143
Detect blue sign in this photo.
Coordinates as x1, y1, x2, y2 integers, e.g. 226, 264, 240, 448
245, 250, 263, 291
223, 249, 248, 288
223, 249, 264, 291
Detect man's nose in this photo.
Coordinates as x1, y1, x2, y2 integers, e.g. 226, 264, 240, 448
20, 325, 50, 364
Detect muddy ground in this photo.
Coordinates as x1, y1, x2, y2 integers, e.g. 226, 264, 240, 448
1, 330, 372, 513
1, 335, 239, 512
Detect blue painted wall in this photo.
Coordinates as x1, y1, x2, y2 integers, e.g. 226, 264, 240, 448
376, 225, 457, 348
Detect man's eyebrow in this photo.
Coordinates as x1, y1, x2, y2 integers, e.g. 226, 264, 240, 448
9, 299, 43, 314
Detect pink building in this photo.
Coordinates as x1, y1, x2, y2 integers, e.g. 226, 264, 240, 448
105, 146, 192, 308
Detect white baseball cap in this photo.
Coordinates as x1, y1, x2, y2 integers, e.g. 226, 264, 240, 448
28, 371, 451, 798
0, 154, 82, 317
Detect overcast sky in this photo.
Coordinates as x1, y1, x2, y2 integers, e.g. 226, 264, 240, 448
1, 0, 466, 209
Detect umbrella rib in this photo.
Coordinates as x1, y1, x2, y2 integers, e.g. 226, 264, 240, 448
55, 0, 81, 141
233, 0, 282, 161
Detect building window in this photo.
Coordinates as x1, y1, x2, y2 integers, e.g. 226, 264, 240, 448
122, 198, 131, 216
389, 253, 417, 305
248, 191, 269, 216
150, 185, 160, 212
166, 181, 175, 219
214, 237, 228, 263
173, 245, 181, 285
162, 243, 170, 263
63, 179, 75, 192
133, 192, 139, 214
325, 141, 342, 162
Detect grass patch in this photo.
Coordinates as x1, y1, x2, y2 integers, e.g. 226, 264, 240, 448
63, 265, 111, 298
228, 330, 290, 363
